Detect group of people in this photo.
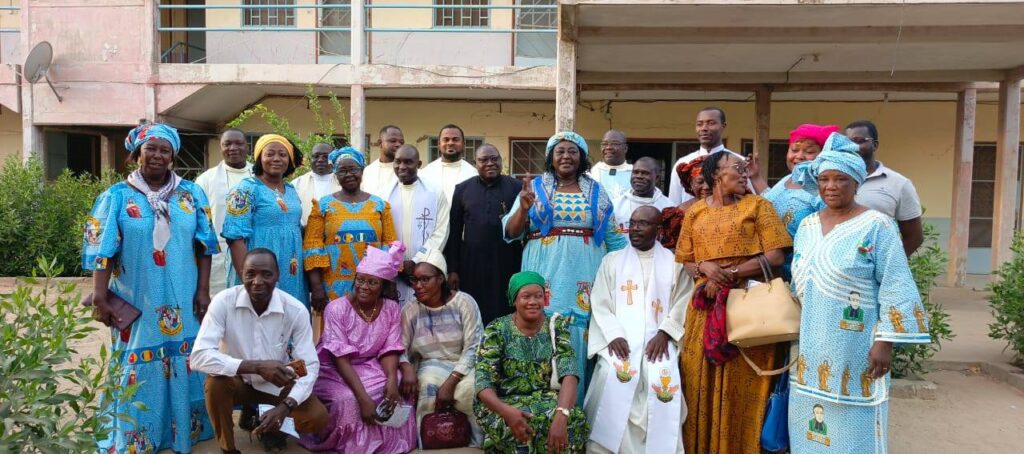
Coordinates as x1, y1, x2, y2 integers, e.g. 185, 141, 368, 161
82, 108, 930, 454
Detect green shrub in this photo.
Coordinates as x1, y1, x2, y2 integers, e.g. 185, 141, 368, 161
988, 230, 1024, 367
0, 258, 140, 451
0, 156, 118, 277
892, 223, 955, 378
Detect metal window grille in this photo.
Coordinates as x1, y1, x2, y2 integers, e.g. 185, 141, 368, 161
434, 0, 490, 28
515, 0, 555, 59
175, 140, 208, 181
740, 139, 791, 186
319, 0, 351, 57
243, 0, 296, 27
510, 140, 546, 178
428, 137, 483, 162
966, 143, 1024, 248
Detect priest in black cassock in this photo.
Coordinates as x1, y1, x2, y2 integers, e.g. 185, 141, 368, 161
443, 143, 523, 325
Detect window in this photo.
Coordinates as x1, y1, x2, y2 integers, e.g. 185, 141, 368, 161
174, 138, 208, 181
434, 0, 489, 28
515, 0, 556, 61
319, 0, 351, 61
510, 139, 546, 178
968, 143, 1024, 248
428, 136, 484, 162
243, 0, 296, 27
741, 139, 791, 187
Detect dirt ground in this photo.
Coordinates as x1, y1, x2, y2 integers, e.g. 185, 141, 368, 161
5, 277, 1024, 453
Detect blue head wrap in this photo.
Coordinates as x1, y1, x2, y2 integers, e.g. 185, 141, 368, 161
546, 131, 589, 157
329, 146, 366, 172
124, 123, 181, 155
792, 132, 867, 194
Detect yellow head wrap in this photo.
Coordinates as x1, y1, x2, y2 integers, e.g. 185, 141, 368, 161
254, 134, 296, 163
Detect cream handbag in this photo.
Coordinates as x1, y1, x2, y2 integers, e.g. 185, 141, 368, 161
726, 255, 801, 349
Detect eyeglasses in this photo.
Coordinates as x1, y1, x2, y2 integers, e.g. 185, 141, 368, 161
730, 163, 749, 175
629, 220, 657, 229
354, 277, 382, 288
336, 167, 362, 176
600, 141, 625, 148
409, 275, 441, 285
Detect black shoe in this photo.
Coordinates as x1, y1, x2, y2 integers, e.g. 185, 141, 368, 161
257, 430, 288, 452
239, 405, 259, 432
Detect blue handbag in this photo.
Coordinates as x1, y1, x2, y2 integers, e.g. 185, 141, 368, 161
760, 368, 791, 452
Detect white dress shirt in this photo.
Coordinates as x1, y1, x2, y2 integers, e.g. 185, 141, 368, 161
191, 286, 319, 404
419, 158, 477, 202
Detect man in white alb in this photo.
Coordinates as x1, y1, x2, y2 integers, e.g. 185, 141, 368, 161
612, 157, 674, 233
290, 143, 340, 227
195, 128, 253, 295
361, 125, 404, 198
419, 124, 477, 202
585, 206, 691, 454
386, 144, 450, 304
590, 129, 633, 200
668, 107, 758, 204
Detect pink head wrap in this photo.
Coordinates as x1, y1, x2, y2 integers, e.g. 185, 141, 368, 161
789, 124, 840, 147
356, 241, 407, 281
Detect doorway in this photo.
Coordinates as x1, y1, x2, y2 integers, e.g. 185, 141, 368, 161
626, 140, 699, 193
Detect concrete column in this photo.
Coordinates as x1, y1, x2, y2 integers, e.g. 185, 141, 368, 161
947, 89, 976, 287
991, 77, 1022, 269
754, 86, 772, 170
350, 85, 366, 153
351, 0, 365, 65
555, 32, 576, 132
18, 0, 40, 162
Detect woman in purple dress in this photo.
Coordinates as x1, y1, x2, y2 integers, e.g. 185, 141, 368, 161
300, 241, 417, 453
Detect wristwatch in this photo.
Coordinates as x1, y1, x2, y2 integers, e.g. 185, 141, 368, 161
554, 406, 570, 418
283, 397, 298, 411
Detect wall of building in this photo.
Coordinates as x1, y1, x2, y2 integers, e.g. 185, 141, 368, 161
229, 95, 1023, 274
0, 106, 22, 162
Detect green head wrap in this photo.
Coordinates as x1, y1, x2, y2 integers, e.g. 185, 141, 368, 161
507, 271, 546, 306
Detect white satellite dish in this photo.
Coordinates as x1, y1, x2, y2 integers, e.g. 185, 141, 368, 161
24, 41, 62, 102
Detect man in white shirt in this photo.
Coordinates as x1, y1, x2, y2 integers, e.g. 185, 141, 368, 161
613, 157, 674, 233
195, 128, 253, 295
362, 125, 404, 198
387, 144, 450, 304
590, 129, 633, 200
192, 248, 327, 454
845, 120, 924, 255
668, 107, 756, 205
291, 143, 341, 227
419, 124, 477, 201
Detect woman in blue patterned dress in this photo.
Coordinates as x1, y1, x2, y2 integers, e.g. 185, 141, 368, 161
83, 123, 218, 453
223, 134, 309, 306
760, 124, 835, 279
788, 132, 931, 453
502, 131, 627, 404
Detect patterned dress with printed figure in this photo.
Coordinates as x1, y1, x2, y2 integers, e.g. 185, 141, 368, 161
502, 182, 627, 404
83, 180, 219, 453
303, 194, 397, 300
222, 177, 308, 306
474, 315, 590, 453
789, 210, 930, 453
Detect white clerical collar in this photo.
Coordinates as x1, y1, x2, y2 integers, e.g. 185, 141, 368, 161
635, 247, 655, 258
313, 172, 333, 181
377, 160, 394, 168
600, 162, 631, 170
224, 163, 249, 174
626, 191, 655, 203
440, 160, 463, 168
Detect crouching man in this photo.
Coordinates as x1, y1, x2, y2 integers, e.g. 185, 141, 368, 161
192, 248, 328, 453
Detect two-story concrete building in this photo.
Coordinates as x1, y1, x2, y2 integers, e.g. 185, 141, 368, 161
0, 0, 1022, 282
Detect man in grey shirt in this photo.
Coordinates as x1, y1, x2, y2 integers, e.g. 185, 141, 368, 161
845, 120, 924, 256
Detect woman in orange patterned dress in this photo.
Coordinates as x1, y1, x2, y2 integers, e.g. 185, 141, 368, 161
675, 151, 792, 453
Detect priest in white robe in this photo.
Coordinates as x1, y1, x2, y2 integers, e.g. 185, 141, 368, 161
585, 206, 692, 454
362, 125, 404, 198
291, 143, 341, 227
590, 129, 633, 200
419, 124, 477, 201
387, 144, 450, 304
194, 128, 252, 295
612, 157, 675, 233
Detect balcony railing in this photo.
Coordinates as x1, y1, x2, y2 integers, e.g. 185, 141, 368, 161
156, 2, 556, 66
